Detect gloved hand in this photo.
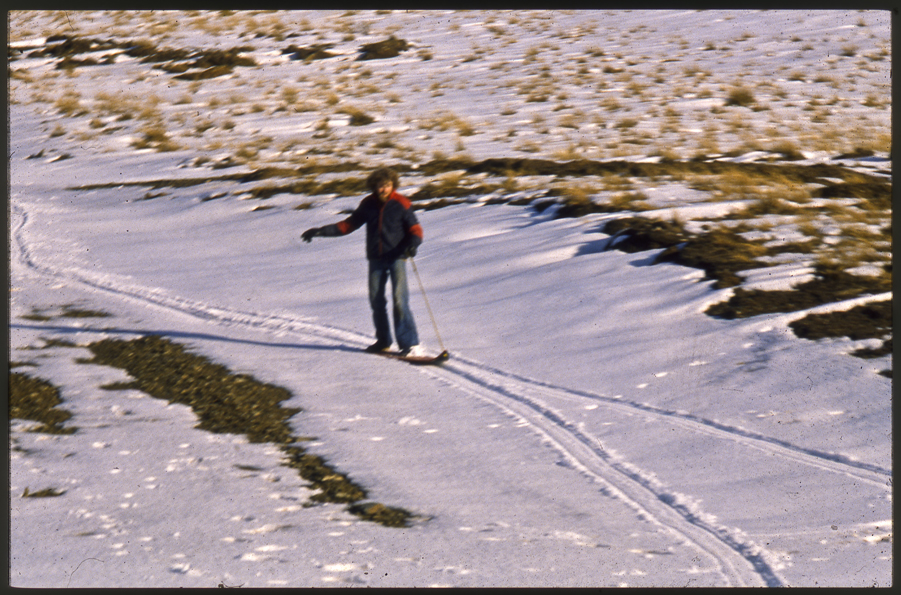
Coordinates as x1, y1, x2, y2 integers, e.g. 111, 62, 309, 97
404, 245, 417, 258
301, 227, 321, 243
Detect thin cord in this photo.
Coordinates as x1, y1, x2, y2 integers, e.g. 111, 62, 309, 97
409, 257, 446, 353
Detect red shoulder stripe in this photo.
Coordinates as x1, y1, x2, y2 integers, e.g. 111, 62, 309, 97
390, 192, 413, 209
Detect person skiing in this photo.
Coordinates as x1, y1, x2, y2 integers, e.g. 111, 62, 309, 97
301, 167, 424, 356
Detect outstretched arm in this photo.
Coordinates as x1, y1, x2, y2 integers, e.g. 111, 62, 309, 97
302, 207, 366, 243
302, 223, 343, 242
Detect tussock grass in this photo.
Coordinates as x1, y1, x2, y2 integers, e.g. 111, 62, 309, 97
411, 173, 497, 201
706, 262, 891, 319
22, 487, 67, 498
424, 111, 476, 137
339, 107, 376, 126
60, 306, 112, 318
603, 216, 688, 253
609, 191, 653, 212
812, 181, 891, 209
11, 10, 890, 376
790, 300, 891, 342
603, 209, 891, 344
357, 36, 409, 61
283, 44, 336, 61
9, 372, 76, 435
246, 176, 368, 199
734, 195, 805, 218
591, 150, 890, 342
27, 35, 121, 61
81, 335, 414, 527
54, 93, 87, 117
21, 305, 111, 321
20, 311, 53, 322
132, 123, 181, 152
657, 226, 772, 288
14, 13, 887, 167
724, 85, 756, 105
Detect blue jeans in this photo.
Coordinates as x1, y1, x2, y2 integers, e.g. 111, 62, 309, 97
368, 259, 419, 349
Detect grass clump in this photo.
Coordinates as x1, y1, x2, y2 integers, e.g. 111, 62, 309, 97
82, 335, 299, 443
81, 335, 414, 527
9, 372, 76, 434
245, 177, 368, 200
21, 310, 53, 322
601, 217, 781, 288
27, 35, 119, 60
173, 65, 235, 81
358, 37, 409, 60
133, 123, 181, 152
18, 303, 108, 322
657, 226, 771, 288
789, 300, 891, 374
552, 194, 615, 218
705, 263, 892, 319
811, 181, 891, 210
789, 299, 891, 342
724, 85, 756, 107
22, 487, 67, 498
602, 216, 689, 254
283, 43, 336, 61
347, 502, 416, 527
410, 173, 496, 201
340, 107, 376, 126
60, 306, 112, 318
282, 446, 366, 504
54, 93, 87, 117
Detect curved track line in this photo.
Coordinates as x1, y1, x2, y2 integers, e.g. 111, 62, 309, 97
11, 200, 885, 586
12, 203, 777, 585
441, 356, 891, 487
11, 202, 372, 348
415, 362, 779, 586
10, 202, 891, 488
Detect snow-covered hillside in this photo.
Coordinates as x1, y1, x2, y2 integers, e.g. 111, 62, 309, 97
8, 10, 891, 587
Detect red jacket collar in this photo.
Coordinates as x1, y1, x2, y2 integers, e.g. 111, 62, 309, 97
371, 190, 404, 203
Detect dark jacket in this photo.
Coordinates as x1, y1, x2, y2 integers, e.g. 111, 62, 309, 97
321, 191, 423, 261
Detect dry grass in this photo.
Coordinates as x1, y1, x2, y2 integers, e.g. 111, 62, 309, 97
339, 106, 376, 126
609, 191, 652, 211
132, 122, 181, 152
724, 85, 756, 107
10, 11, 891, 369
9, 372, 76, 435
82, 335, 414, 526
16, 12, 886, 165
54, 93, 87, 117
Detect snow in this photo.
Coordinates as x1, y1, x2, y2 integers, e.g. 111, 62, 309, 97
738, 263, 816, 292
8, 9, 891, 588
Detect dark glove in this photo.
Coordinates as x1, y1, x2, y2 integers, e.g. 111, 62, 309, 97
301, 227, 321, 243
404, 245, 417, 258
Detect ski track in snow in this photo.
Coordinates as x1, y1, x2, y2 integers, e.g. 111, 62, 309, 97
12, 202, 891, 588
425, 357, 890, 589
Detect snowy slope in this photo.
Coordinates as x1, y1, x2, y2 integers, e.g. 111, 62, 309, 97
8, 10, 891, 588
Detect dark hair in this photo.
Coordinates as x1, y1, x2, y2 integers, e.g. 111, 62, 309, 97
366, 167, 400, 193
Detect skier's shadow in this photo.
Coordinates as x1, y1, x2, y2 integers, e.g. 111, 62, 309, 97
10, 322, 363, 355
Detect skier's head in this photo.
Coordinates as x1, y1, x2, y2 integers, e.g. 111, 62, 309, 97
367, 167, 400, 197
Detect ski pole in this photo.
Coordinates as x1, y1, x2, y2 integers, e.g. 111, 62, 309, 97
409, 257, 446, 353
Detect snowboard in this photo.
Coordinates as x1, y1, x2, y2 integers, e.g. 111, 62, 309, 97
369, 348, 450, 366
